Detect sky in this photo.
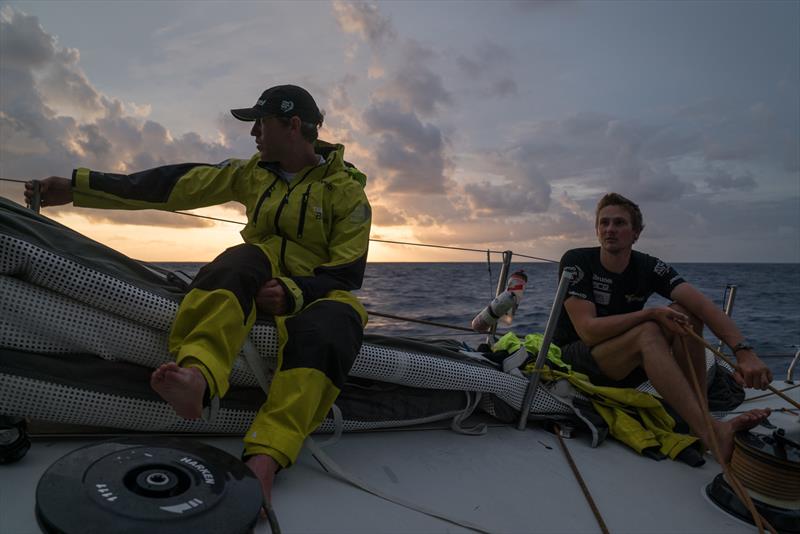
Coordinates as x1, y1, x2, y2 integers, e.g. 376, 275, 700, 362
0, 0, 798, 263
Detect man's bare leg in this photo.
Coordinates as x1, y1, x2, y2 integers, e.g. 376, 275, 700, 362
591, 322, 769, 463
662, 305, 772, 460
150, 362, 206, 419
246, 454, 281, 509
667, 303, 707, 406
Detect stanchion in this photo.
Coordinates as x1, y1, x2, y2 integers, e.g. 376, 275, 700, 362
516, 269, 573, 430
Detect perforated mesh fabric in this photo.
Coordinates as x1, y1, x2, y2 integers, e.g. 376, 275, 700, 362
0, 234, 575, 422
1, 234, 177, 331
0, 373, 462, 434
0, 276, 259, 387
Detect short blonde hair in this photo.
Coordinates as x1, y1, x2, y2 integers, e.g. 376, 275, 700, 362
595, 193, 644, 233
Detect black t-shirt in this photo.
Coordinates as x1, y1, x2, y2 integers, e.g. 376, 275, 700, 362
553, 247, 686, 347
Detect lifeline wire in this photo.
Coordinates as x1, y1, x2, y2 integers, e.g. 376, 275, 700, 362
368, 310, 477, 333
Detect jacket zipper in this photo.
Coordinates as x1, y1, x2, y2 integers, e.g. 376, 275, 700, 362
296, 183, 313, 238
253, 176, 280, 224
274, 168, 316, 270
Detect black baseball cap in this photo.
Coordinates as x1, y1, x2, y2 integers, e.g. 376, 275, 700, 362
231, 85, 323, 124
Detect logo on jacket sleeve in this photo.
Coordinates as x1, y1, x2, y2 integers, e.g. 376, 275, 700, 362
349, 203, 371, 224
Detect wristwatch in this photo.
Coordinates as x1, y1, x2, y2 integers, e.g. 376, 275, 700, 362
732, 341, 754, 353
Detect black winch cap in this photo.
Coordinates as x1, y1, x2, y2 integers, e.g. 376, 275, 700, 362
0, 416, 30, 464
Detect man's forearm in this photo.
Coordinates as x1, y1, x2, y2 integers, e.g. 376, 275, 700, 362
579, 308, 655, 346
696, 300, 749, 355
675, 285, 750, 360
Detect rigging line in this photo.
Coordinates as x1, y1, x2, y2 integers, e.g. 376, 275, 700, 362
368, 310, 477, 333
719, 407, 798, 416
553, 424, 610, 534
370, 238, 507, 255
371, 237, 558, 262
684, 329, 800, 411
743, 383, 800, 403
170, 210, 245, 225
2, 178, 559, 262
678, 334, 775, 534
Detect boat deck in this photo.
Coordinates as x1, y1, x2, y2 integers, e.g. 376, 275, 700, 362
2, 383, 797, 534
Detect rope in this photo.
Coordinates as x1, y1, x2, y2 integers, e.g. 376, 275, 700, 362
305, 438, 493, 533
368, 310, 477, 333
553, 424, 609, 534
262, 498, 282, 534
730, 443, 800, 501
677, 333, 776, 534
0, 178, 559, 263
743, 383, 800, 403
722, 407, 798, 416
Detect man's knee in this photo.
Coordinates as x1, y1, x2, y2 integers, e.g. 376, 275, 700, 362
633, 320, 668, 347
186, 244, 272, 320
191, 244, 272, 293
669, 302, 703, 331
282, 301, 363, 387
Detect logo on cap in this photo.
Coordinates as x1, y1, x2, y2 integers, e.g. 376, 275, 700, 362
281, 100, 294, 113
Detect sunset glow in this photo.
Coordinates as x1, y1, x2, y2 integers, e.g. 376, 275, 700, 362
1, 1, 797, 263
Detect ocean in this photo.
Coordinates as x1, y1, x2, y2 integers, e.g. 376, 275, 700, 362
156, 262, 799, 377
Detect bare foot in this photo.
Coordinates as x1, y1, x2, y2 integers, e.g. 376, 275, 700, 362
150, 362, 206, 419
246, 454, 280, 515
714, 408, 771, 464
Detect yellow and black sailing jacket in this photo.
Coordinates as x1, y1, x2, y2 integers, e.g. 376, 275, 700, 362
71, 141, 371, 315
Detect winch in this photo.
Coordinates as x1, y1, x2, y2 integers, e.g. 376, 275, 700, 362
707, 428, 800, 533
0, 416, 30, 464
35, 437, 263, 534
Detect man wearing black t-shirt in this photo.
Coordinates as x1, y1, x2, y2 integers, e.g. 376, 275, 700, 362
555, 192, 771, 464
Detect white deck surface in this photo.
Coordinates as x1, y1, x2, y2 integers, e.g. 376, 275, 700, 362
2, 383, 797, 534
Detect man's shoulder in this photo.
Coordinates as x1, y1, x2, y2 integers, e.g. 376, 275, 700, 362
561, 247, 599, 263
630, 249, 669, 271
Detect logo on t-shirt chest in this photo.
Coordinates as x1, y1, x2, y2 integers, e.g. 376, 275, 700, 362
592, 274, 612, 306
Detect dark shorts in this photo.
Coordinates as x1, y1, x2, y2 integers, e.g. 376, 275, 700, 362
560, 341, 648, 388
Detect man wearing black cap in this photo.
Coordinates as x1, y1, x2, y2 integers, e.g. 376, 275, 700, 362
26, 84, 372, 502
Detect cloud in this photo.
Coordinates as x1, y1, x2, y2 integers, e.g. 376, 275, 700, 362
455, 41, 518, 98
362, 102, 450, 194
0, 6, 56, 68
371, 204, 407, 226
678, 98, 797, 171
0, 7, 240, 229
332, 1, 396, 50
373, 41, 452, 115
70, 208, 216, 228
465, 180, 550, 216
704, 168, 757, 192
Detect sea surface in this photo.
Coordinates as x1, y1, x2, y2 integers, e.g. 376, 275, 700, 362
156, 262, 800, 377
